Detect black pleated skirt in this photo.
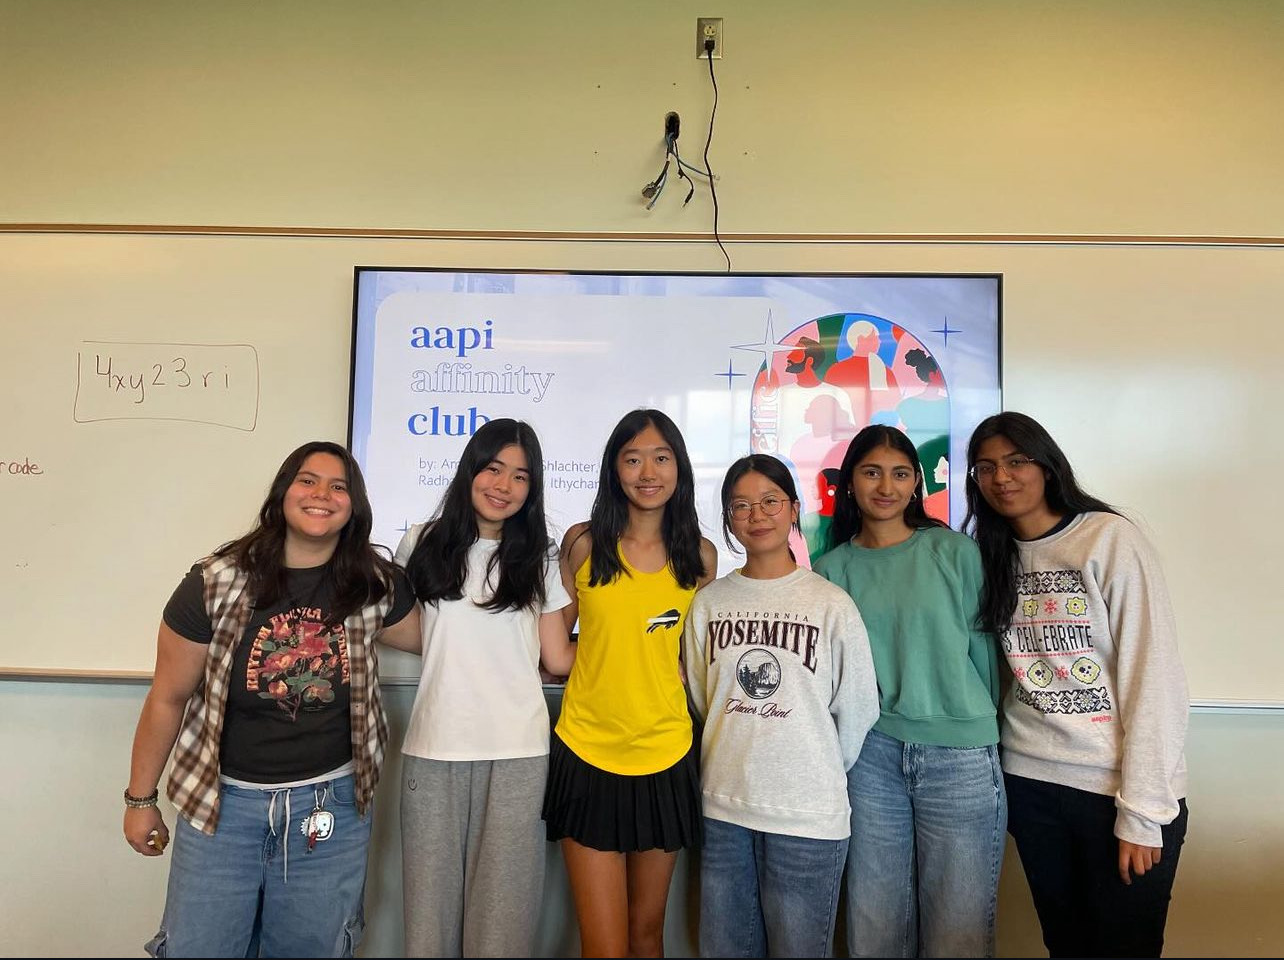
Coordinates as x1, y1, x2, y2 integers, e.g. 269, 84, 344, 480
542, 730, 702, 853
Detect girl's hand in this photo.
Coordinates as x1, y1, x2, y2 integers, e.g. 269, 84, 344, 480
125, 805, 170, 857
1118, 839, 1161, 884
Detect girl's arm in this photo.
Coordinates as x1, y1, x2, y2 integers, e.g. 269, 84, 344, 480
123, 622, 207, 856
678, 539, 719, 686
1101, 519, 1188, 867
374, 564, 424, 653
538, 609, 576, 678
681, 598, 709, 721
830, 598, 880, 771
697, 537, 719, 589
959, 538, 1002, 707
375, 603, 422, 653
558, 523, 591, 633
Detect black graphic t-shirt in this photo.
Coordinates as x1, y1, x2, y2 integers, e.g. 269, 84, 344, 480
164, 562, 413, 783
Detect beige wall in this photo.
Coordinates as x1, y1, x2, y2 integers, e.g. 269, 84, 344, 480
0, 682, 1280, 957
3, 0, 1282, 237
2, 1, 1282, 956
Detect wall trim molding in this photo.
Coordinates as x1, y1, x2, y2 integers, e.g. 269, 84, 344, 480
2, 669, 1281, 711
3, 223, 1283, 247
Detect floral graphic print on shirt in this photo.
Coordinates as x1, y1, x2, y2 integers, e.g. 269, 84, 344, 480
246, 605, 352, 720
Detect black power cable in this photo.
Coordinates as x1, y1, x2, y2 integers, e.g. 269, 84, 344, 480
703, 40, 731, 273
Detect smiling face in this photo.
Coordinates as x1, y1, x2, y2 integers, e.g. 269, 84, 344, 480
471, 443, 530, 538
615, 423, 678, 513
726, 470, 798, 561
282, 453, 353, 552
973, 434, 1060, 538
848, 444, 918, 524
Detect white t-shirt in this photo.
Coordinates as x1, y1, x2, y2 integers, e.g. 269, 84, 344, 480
395, 524, 571, 761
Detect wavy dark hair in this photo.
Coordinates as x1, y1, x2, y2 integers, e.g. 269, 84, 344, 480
586, 408, 704, 589
964, 412, 1119, 636
404, 419, 549, 612
215, 441, 393, 626
719, 454, 801, 553
828, 425, 946, 550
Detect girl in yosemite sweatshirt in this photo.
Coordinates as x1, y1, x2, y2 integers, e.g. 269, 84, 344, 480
684, 454, 878, 959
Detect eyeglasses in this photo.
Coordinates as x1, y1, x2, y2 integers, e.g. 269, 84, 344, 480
727, 495, 790, 520
969, 456, 1039, 482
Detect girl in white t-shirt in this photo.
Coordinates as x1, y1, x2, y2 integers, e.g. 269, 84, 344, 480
395, 418, 576, 958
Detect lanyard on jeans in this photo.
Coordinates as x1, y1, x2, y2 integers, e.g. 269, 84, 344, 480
266, 782, 333, 883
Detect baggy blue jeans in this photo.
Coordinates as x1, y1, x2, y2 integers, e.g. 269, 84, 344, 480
145, 774, 371, 958
845, 729, 1007, 958
699, 816, 848, 958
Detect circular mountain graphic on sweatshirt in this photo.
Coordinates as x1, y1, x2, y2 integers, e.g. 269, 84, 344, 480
736, 650, 782, 700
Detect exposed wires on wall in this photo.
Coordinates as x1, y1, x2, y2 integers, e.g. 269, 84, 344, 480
638, 39, 731, 272
641, 112, 713, 211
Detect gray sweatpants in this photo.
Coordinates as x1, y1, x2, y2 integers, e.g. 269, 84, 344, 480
400, 754, 548, 958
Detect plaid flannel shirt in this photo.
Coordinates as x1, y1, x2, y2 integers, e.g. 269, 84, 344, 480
166, 554, 393, 834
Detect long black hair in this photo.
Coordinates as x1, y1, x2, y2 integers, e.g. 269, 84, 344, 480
405, 418, 549, 612
719, 454, 801, 553
828, 424, 946, 550
587, 408, 704, 589
215, 440, 393, 626
964, 412, 1120, 636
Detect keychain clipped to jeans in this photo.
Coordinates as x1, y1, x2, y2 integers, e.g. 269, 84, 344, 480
299, 783, 335, 853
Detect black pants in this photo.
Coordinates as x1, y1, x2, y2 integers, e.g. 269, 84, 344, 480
1005, 773, 1188, 958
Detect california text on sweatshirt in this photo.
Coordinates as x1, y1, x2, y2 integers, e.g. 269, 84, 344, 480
683, 567, 879, 840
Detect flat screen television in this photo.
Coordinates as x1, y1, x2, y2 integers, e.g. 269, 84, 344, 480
350, 268, 1001, 572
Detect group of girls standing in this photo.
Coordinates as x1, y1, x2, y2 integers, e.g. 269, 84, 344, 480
124, 407, 1187, 960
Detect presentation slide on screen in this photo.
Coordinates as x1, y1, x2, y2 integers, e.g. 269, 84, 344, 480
350, 270, 1000, 571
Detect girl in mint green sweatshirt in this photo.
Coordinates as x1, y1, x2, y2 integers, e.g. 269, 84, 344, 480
814, 425, 1004, 959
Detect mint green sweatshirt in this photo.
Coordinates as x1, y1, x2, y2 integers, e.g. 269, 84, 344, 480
814, 526, 999, 747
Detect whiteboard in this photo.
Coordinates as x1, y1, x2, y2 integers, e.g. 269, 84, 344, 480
0, 231, 1278, 706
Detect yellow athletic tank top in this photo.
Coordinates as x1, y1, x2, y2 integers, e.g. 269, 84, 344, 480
555, 552, 696, 775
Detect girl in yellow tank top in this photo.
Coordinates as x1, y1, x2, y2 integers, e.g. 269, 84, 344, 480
543, 408, 716, 958
556, 549, 695, 774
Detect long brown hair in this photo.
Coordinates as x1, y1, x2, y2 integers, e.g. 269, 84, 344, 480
964, 413, 1119, 636
215, 441, 393, 625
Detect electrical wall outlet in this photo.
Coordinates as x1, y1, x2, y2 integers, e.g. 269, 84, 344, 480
697, 17, 723, 59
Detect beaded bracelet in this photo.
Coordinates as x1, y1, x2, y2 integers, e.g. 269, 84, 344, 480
124, 787, 159, 809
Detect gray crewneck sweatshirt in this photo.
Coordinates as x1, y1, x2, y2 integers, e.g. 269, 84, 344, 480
683, 567, 879, 840
1001, 511, 1189, 846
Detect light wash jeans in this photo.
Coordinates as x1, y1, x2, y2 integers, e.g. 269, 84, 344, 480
699, 816, 848, 958
145, 774, 371, 958
845, 729, 1006, 958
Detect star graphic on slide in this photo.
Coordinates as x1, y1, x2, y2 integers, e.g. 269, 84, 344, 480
715, 359, 746, 389
730, 311, 797, 373
932, 316, 962, 348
